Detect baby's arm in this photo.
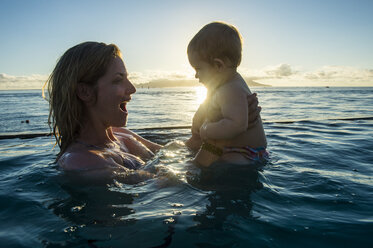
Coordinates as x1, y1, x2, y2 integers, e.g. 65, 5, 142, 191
186, 102, 207, 151
200, 86, 248, 140
191, 102, 207, 135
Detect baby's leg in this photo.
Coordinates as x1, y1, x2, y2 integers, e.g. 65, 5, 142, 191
220, 152, 251, 165
194, 148, 220, 167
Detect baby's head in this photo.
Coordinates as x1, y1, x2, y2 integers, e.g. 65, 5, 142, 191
187, 22, 242, 87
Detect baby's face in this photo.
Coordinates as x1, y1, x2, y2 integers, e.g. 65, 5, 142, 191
188, 52, 218, 88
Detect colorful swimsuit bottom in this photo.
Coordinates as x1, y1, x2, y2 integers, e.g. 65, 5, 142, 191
201, 142, 269, 162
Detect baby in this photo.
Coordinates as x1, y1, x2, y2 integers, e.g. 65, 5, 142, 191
187, 22, 267, 167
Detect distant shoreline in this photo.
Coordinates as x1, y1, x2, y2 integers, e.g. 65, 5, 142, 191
3, 86, 373, 91
135, 78, 271, 88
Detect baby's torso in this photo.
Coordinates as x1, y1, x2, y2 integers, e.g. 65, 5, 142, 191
220, 118, 267, 148
206, 78, 251, 122
206, 76, 266, 149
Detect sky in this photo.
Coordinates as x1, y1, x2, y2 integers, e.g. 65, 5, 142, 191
0, 0, 372, 89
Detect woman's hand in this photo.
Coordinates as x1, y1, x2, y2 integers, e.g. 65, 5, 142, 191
247, 93, 261, 128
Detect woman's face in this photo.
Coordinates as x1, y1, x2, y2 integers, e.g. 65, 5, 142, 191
92, 57, 136, 128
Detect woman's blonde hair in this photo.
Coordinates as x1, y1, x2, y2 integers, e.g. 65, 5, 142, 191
43, 41, 122, 160
187, 21, 242, 68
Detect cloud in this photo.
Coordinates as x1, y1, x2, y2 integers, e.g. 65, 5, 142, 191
131, 65, 373, 87
304, 66, 373, 81
128, 70, 193, 85
0, 73, 48, 90
238, 64, 298, 80
0, 71, 195, 90
265, 64, 295, 78
1, 65, 373, 90
239, 64, 373, 86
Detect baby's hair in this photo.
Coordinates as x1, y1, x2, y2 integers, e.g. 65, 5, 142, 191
187, 21, 242, 68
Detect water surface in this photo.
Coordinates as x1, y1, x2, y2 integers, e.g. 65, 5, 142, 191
0, 87, 372, 247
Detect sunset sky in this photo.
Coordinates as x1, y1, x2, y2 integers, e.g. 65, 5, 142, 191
0, 0, 372, 89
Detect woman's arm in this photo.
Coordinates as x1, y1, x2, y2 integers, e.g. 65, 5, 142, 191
112, 127, 162, 160
60, 152, 154, 184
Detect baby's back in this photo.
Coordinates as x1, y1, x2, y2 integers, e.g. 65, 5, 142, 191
209, 75, 267, 149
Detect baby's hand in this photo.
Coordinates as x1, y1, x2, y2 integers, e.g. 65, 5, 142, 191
199, 122, 209, 140
185, 133, 202, 151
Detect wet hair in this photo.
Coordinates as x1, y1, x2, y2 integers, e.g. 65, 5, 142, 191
187, 21, 242, 68
43, 41, 122, 160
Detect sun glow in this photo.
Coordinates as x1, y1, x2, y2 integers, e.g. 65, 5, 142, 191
195, 86, 207, 104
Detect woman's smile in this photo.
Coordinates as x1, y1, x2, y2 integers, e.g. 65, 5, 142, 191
119, 98, 131, 113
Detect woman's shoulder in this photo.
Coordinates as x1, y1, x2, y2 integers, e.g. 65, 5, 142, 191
58, 146, 108, 171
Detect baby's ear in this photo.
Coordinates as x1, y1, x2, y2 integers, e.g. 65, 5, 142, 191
76, 83, 94, 103
213, 58, 226, 70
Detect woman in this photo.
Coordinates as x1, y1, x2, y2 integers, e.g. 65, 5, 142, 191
44, 42, 260, 176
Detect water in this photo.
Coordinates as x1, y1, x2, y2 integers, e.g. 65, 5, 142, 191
0, 87, 372, 247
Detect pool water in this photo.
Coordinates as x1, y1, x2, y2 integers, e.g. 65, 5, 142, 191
0, 87, 372, 247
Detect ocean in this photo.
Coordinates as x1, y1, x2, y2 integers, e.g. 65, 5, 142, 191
0, 87, 372, 247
